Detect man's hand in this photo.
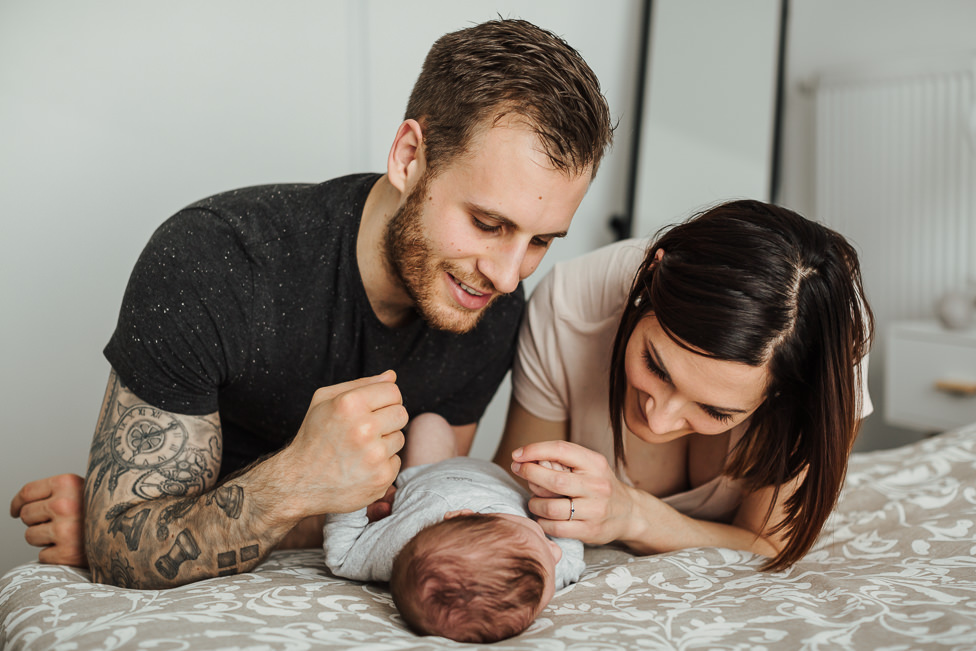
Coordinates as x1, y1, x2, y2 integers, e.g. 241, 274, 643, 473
272, 370, 407, 519
10, 474, 87, 567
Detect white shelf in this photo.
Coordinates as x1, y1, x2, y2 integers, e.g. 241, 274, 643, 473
885, 321, 976, 431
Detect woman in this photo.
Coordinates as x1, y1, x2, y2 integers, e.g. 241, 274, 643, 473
494, 199, 873, 570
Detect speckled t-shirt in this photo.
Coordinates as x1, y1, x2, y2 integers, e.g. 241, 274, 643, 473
104, 173, 524, 477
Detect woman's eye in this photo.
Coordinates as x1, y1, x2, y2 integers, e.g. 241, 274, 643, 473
703, 407, 735, 424
642, 350, 669, 382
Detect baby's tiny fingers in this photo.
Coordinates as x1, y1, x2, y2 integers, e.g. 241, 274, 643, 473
536, 460, 572, 472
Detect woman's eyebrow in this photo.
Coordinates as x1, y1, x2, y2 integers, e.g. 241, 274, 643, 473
648, 341, 749, 415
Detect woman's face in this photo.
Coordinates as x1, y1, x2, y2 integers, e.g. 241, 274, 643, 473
623, 314, 770, 444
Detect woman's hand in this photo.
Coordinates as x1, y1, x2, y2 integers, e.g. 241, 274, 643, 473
510, 438, 787, 559
510, 440, 643, 545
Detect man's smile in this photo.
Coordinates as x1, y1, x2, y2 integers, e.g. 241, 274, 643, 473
447, 272, 493, 310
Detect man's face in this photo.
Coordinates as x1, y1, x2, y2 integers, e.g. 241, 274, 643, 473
384, 119, 591, 334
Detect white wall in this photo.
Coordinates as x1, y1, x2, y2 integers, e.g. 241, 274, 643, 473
778, 0, 976, 452
0, 0, 640, 572
6, 0, 971, 575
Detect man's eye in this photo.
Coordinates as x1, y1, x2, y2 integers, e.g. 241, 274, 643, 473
530, 237, 553, 247
473, 218, 501, 233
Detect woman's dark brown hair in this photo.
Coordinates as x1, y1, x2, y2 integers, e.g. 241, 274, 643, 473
405, 18, 614, 179
608, 200, 873, 571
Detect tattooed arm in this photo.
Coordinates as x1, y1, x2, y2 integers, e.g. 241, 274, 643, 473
85, 369, 407, 589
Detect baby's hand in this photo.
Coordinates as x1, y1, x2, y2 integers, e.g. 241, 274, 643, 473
537, 460, 571, 472
525, 460, 572, 498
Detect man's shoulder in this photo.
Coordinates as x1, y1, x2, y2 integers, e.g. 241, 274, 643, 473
185, 173, 379, 209
175, 173, 381, 245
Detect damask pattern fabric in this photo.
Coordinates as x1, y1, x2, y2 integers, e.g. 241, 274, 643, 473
3, 422, 976, 650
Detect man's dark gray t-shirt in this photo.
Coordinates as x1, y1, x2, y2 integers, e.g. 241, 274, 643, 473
104, 173, 524, 478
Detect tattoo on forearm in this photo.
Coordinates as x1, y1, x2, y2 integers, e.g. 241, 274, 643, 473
242, 544, 259, 562
108, 554, 139, 590
208, 484, 244, 519
217, 551, 236, 575
155, 529, 201, 580
129, 444, 216, 502
86, 371, 271, 587
216, 544, 260, 576
156, 497, 196, 540
106, 503, 150, 552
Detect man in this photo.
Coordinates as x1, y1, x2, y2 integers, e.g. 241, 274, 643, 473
8, 18, 613, 588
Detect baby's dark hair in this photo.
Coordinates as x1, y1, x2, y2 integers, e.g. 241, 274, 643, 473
390, 513, 547, 643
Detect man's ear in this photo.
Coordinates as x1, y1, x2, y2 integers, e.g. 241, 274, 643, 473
387, 119, 426, 194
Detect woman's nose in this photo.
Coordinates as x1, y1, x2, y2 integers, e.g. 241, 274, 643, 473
644, 391, 687, 434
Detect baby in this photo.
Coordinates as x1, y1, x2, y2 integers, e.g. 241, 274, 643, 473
324, 413, 584, 643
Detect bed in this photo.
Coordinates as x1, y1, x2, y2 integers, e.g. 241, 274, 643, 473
3, 421, 975, 651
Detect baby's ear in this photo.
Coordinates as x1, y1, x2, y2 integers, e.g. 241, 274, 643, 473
443, 509, 476, 520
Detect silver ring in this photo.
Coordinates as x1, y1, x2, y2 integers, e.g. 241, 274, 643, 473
568, 498, 575, 521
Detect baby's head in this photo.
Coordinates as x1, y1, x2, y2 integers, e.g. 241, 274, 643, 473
390, 511, 563, 643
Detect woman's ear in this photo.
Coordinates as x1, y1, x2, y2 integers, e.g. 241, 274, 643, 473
387, 119, 426, 194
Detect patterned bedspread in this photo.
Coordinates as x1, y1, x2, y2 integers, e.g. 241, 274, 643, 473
3, 422, 975, 650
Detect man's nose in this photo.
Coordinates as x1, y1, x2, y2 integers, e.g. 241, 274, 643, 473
479, 240, 527, 295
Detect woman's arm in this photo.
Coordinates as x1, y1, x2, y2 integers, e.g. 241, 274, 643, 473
615, 477, 798, 557
512, 440, 798, 559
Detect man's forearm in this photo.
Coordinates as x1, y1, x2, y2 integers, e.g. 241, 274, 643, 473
83, 371, 300, 588
86, 458, 296, 589
82, 368, 406, 588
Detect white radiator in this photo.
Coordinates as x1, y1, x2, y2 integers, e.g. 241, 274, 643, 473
814, 56, 976, 327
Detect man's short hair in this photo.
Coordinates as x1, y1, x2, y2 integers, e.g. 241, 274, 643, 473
406, 18, 614, 179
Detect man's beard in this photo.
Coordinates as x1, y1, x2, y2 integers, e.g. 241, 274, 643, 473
383, 177, 493, 334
